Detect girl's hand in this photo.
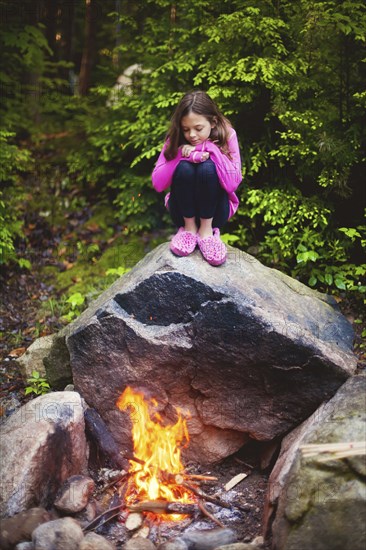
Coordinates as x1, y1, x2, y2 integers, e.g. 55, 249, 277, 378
201, 152, 210, 161
181, 144, 195, 157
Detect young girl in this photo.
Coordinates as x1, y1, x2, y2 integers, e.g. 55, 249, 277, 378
152, 90, 242, 266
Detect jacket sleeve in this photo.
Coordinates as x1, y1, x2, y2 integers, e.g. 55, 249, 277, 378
196, 130, 242, 194
151, 140, 203, 192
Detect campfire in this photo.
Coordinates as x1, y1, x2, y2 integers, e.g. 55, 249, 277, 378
80, 386, 262, 546
116, 386, 194, 518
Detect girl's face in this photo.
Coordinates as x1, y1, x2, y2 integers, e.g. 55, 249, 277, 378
181, 112, 214, 146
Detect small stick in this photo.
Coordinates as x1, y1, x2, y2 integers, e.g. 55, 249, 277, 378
185, 474, 218, 481
182, 482, 231, 509
300, 441, 366, 459
122, 452, 145, 465
128, 500, 197, 515
83, 503, 122, 532
233, 457, 254, 469
197, 500, 225, 528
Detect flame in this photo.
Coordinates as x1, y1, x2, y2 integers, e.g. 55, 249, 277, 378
116, 386, 193, 512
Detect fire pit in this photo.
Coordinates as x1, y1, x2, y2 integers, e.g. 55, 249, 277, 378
83, 386, 269, 548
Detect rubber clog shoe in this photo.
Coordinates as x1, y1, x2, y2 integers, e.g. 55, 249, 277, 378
197, 227, 227, 266
170, 227, 197, 256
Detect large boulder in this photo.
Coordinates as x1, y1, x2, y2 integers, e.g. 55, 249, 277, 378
264, 374, 366, 550
0, 392, 88, 517
62, 243, 356, 463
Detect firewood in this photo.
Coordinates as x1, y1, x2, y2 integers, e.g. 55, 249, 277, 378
182, 483, 231, 509
197, 500, 225, 528
224, 473, 247, 491
84, 407, 130, 471
186, 474, 218, 481
125, 512, 144, 531
127, 500, 197, 515
300, 441, 366, 461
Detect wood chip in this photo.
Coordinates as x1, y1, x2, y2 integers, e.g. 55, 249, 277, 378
224, 473, 248, 491
125, 512, 143, 531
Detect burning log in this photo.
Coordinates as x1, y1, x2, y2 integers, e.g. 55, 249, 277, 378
127, 500, 198, 515
84, 407, 134, 471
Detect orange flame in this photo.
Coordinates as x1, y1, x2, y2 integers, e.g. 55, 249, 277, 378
116, 386, 193, 509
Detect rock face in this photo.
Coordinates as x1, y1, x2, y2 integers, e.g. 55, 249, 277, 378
264, 374, 366, 550
0, 392, 88, 517
63, 243, 356, 463
16, 335, 53, 381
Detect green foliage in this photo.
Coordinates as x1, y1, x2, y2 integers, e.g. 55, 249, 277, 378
0, 131, 32, 265
62, 292, 86, 322
105, 266, 131, 278
1, 0, 365, 299
25, 370, 51, 396
232, 186, 366, 295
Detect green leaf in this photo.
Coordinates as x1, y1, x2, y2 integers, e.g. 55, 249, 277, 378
324, 273, 333, 286
308, 275, 317, 287
334, 278, 347, 290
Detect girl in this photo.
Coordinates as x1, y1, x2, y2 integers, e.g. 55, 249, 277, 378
152, 90, 242, 266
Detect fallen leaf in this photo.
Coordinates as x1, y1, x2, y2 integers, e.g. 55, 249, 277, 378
86, 222, 100, 233
8, 347, 26, 358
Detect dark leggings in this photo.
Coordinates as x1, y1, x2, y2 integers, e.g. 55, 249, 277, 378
168, 159, 229, 229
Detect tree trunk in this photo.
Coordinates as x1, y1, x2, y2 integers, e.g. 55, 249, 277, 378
78, 0, 95, 96
45, 0, 58, 60
60, 0, 76, 91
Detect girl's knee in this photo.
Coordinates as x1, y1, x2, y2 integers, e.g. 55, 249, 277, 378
173, 161, 196, 180
196, 158, 218, 181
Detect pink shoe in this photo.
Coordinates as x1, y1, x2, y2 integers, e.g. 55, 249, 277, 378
170, 227, 197, 256
197, 228, 227, 266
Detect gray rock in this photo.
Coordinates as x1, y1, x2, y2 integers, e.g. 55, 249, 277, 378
157, 540, 188, 550
265, 374, 366, 550
32, 517, 84, 549
0, 507, 50, 549
79, 532, 116, 549
15, 543, 34, 550
63, 243, 355, 463
16, 335, 53, 381
53, 475, 95, 513
122, 537, 156, 550
180, 527, 237, 549
73, 500, 98, 527
0, 393, 21, 422
43, 333, 72, 390
215, 544, 257, 550
0, 392, 88, 517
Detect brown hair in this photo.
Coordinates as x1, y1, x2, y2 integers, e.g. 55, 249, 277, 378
164, 90, 232, 160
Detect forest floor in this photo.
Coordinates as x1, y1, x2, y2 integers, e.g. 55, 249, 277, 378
0, 165, 365, 546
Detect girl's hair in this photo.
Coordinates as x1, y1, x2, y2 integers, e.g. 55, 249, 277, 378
164, 90, 232, 160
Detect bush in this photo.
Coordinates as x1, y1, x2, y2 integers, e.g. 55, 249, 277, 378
0, 130, 32, 266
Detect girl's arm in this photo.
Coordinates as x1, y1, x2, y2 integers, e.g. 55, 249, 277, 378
204, 130, 242, 193
152, 141, 202, 192
152, 141, 181, 192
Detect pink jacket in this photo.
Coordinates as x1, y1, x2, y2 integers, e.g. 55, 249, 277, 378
152, 129, 242, 218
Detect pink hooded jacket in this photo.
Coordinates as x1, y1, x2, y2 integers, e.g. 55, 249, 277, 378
151, 129, 242, 218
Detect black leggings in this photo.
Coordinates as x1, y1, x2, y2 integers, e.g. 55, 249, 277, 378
168, 159, 229, 229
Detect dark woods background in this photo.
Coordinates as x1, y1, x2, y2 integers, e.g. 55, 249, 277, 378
1, 0, 365, 298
